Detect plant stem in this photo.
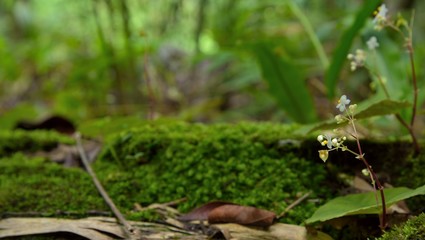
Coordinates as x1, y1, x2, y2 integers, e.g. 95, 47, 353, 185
359, 155, 387, 230
406, 41, 420, 155
349, 117, 387, 230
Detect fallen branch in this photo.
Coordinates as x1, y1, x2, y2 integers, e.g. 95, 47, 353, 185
74, 133, 143, 239
277, 191, 311, 219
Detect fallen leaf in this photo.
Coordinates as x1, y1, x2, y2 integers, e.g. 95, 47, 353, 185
0, 217, 126, 240
353, 176, 374, 192
35, 140, 101, 167
208, 204, 276, 227
179, 201, 276, 227
15, 115, 76, 135
213, 223, 333, 240
178, 201, 233, 221
0, 217, 212, 240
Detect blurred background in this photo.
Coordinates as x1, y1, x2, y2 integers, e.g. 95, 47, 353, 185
0, 0, 423, 130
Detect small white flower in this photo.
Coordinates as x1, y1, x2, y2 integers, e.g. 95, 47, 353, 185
373, 4, 388, 24
348, 104, 358, 114
335, 114, 345, 124
373, 4, 388, 30
362, 168, 370, 176
336, 95, 351, 112
320, 134, 333, 149
355, 49, 366, 62
347, 49, 366, 71
331, 138, 339, 147
317, 135, 324, 142
367, 36, 379, 50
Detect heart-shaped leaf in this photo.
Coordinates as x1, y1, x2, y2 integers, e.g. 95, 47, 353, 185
306, 184, 425, 224
354, 99, 410, 119
308, 99, 411, 133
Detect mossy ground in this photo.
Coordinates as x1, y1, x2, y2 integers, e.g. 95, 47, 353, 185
0, 153, 107, 216
0, 123, 331, 224
377, 213, 425, 240
0, 130, 74, 156
95, 122, 334, 224
0, 122, 424, 238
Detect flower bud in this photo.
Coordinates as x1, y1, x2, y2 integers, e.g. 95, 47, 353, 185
349, 104, 357, 114
318, 150, 329, 162
335, 114, 344, 124
332, 138, 338, 147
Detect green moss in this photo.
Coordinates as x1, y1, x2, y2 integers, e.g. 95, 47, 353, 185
395, 154, 425, 213
377, 213, 425, 240
0, 153, 107, 215
0, 130, 74, 156
1, 122, 326, 224
96, 122, 329, 224
128, 209, 163, 222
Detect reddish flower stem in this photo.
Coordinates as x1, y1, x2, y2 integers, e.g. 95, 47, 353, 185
350, 118, 386, 230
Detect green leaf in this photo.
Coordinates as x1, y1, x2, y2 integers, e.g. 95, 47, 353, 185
251, 43, 317, 123
306, 184, 425, 224
308, 99, 410, 133
355, 99, 411, 119
325, 0, 381, 98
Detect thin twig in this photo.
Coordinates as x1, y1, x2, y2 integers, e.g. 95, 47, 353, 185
277, 191, 311, 219
74, 133, 143, 239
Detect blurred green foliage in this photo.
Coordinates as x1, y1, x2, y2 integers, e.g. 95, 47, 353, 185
0, 0, 424, 129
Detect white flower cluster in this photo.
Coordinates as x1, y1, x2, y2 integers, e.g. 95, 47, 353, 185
347, 3, 387, 72
373, 4, 388, 30
316, 96, 358, 162
347, 36, 380, 71
316, 134, 347, 162
347, 49, 366, 71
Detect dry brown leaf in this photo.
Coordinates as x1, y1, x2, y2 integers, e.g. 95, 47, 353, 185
353, 176, 375, 192
208, 204, 276, 227
15, 115, 76, 135
0, 217, 126, 240
179, 201, 276, 227
0, 217, 212, 240
214, 223, 333, 240
178, 201, 233, 221
35, 140, 101, 167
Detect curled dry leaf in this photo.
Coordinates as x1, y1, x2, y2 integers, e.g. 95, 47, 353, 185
179, 201, 233, 221
15, 115, 76, 135
34, 140, 101, 168
179, 201, 276, 227
208, 204, 276, 227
